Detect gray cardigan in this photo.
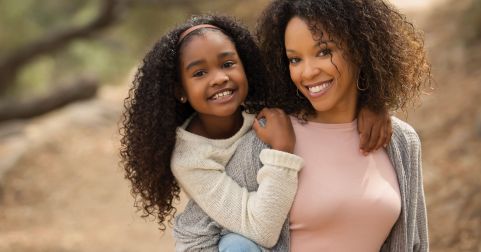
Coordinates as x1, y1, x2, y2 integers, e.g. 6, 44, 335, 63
173, 117, 428, 252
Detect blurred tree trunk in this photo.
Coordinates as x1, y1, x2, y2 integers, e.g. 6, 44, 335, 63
464, 0, 481, 45
0, 0, 120, 95
0, 77, 99, 122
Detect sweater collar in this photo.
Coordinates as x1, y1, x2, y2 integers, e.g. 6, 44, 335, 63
176, 111, 255, 147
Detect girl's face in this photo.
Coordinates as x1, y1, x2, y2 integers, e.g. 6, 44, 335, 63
179, 30, 248, 120
285, 17, 358, 123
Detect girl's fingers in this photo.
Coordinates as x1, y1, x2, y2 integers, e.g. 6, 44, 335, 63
366, 122, 380, 153
256, 108, 268, 119
374, 123, 386, 150
385, 118, 393, 147
358, 118, 369, 152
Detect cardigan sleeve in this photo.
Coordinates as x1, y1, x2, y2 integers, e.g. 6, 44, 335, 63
172, 134, 303, 248
410, 131, 429, 252
173, 200, 221, 252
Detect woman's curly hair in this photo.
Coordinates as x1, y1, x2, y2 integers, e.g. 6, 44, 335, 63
256, 0, 432, 117
120, 15, 268, 230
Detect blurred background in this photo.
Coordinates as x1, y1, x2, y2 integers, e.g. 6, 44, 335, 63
0, 0, 479, 251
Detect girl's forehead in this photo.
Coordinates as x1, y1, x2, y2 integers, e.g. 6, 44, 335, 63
181, 30, 233, 50
178, 30, 237, 63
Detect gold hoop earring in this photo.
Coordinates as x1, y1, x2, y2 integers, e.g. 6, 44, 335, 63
357, 70, 367, 91
356, 78, 367, 91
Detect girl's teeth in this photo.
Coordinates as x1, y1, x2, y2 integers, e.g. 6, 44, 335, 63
308, 82, 331, 93
213, 90, 233, 99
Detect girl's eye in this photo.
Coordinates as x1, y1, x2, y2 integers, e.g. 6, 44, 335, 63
223, 61, 235, 68
288, 57, 301, 64
318, 48, 332, 57
192, 70, 206, 77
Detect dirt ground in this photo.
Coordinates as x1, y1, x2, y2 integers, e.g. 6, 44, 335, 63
1, 1, 480, 251
0, 84, 185, 251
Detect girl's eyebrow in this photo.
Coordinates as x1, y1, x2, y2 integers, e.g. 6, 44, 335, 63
185, 51, 237, 70
185, 59, 205, 71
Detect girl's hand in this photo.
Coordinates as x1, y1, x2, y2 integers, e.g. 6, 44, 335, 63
358, 107, 392, 155
253, 108, 295, 153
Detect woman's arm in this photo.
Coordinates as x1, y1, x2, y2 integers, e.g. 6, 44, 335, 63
411, 131, 429, 252
173, 200, 221, 252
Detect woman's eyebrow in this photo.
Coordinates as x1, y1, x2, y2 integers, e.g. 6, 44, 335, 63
218, 51, 236, 58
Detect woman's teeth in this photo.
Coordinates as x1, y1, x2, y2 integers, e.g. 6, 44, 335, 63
212, 90, 233, 100
308, 81, 332, 93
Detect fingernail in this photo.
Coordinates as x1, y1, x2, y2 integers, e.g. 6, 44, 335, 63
258, 117, 267, 128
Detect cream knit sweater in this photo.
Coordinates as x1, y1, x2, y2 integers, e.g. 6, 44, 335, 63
171, 112, 304, 248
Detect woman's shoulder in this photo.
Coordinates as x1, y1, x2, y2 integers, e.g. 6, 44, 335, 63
390, 116, 421, 152
237, 129, 268, 152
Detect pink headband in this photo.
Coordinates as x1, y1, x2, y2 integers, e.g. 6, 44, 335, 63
178, 24, 222, 44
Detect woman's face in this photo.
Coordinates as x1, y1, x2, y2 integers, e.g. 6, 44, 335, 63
284, 17, 358, 123
178, 30, 248, 120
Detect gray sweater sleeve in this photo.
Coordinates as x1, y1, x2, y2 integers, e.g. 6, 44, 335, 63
382, 117, 429, 252
173, 200, 221, 252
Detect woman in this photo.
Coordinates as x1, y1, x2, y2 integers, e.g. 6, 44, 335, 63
256, 0, 431, 251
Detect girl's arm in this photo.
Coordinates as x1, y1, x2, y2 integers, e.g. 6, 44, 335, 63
172, 111, 302, 248
358, 106, 392, 154
172, 144, 301, 248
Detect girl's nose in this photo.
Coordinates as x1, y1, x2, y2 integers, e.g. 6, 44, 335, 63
209, 70, 229, 86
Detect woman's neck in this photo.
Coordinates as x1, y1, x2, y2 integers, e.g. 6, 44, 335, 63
187, 110, 244, 139
308, 103, 357, 124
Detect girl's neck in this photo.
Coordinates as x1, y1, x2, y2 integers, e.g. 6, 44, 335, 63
187, 110, 244, 139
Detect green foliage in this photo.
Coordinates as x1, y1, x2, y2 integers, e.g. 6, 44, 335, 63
0, 0, 270, 98
463, 0, 481, 45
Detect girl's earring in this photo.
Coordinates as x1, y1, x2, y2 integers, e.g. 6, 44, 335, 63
180, 96, 187, 103
296, 89, 303, 98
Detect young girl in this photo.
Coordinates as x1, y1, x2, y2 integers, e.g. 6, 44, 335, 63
256, 0, 431, 251
120, 14, 392, 251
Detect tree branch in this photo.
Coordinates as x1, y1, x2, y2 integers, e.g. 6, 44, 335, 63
0, 0, 121, 93
0, 77, 99, 122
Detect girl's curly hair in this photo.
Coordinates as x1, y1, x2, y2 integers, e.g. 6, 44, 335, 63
120, 15, 268, 230
256, 0, 431, 117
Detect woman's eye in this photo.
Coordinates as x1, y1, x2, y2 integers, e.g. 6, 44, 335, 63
318, 48, 332, 57
288, 57, 301, 64
193, 70, 206, 77
223, 61, 235, 68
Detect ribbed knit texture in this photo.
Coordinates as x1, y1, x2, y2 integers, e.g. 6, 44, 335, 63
173, 117, 428, 252
172, 112, 303, 250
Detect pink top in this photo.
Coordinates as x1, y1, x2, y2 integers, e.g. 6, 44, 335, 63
289, 118, 401, 252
